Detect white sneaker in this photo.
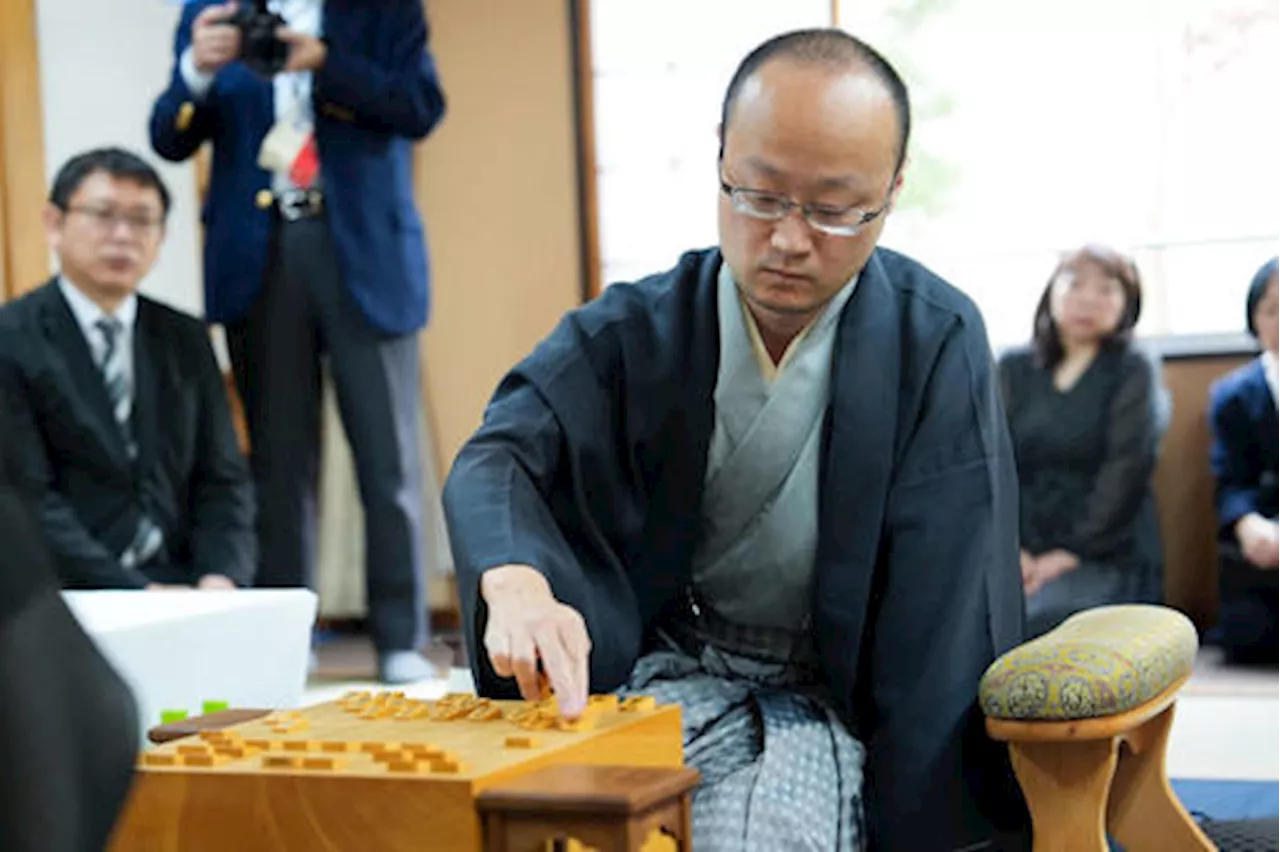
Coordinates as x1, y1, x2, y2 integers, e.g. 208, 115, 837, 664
378, 650, 436, 685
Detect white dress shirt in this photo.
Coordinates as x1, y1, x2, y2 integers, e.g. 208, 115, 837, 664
1263, 350, 1278, 410
179, 0, 324, 193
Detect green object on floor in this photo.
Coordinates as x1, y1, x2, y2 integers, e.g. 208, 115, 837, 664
160, 709, 189, 724
201, 700, 229, 714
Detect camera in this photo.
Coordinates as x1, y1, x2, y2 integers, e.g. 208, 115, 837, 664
230, 0, 289, 77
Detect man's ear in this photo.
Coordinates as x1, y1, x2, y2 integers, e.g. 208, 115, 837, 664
896, 155, 911, 186
42, 203, 65, 251
887, 157, 910, 210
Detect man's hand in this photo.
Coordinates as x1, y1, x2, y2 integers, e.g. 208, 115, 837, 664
197, 574, 238, 590
1023, 548, 1080, 597
190, 2, 241, 75
277, 28, 327, 72
480, 565, 591, 718
1236, 514, 1280, 569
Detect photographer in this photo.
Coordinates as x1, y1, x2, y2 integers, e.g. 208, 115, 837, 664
150, 0, 446, 684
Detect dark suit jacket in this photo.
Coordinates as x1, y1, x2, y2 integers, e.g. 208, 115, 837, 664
0, 280, 256, 588
149, 0, 446, 334
0, 408, 139, 852
1210, 357, 1279, 537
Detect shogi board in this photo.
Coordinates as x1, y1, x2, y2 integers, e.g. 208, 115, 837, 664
108, 690, 683, 851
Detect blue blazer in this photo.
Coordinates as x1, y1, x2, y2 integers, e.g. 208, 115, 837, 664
1209, 357, 1279, 537
150, 0, 446, 334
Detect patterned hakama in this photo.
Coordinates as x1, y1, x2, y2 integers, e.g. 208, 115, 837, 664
623, 637, 865, 851
616, 264, 867, 849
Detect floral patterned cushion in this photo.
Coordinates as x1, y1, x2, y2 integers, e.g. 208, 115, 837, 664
980, 605, 1198, 721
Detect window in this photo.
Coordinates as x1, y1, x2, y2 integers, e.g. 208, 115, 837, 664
587, 0, 1277, 347
589, 0, 832, 288
837, 0, 1278, 346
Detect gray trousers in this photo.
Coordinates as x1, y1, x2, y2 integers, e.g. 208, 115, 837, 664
226, 215, 425, 652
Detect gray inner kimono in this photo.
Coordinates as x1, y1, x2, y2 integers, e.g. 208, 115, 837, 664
623, 264, 866, 852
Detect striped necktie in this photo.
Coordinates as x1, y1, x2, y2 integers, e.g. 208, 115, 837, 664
95, 316, 163, 570
95, 316, 132, 442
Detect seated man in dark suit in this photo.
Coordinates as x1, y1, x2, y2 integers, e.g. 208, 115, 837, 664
0, 147, 255, 590
0, 408, 139, 851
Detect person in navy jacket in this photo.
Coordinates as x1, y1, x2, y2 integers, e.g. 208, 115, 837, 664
150, 0, 446, 683
1209, 257, 1279, 665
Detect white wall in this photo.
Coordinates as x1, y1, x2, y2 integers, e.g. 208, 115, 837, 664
35, 0, 203, 318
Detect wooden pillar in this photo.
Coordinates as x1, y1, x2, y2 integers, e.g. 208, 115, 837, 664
568, 0, 601, 301
0, 0, 50, 300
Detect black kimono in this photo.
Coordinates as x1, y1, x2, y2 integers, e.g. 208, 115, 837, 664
443, 247, 1029, 850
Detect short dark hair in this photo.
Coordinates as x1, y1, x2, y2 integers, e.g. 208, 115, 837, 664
1032, 244, 1143, 369
719, 28, 912, 175
48, 147, 171, 217
1245, 256, 1278, 338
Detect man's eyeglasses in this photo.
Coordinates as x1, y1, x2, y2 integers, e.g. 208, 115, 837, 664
65, 206, 164, 236
719, 177, 893, 238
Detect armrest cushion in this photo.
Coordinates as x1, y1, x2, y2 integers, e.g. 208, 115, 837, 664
980, 605, 1197, 721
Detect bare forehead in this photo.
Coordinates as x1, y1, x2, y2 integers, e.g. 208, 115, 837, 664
724, 59, 901, 175
738, 57, 896, 112
1059, 254, 1126, 283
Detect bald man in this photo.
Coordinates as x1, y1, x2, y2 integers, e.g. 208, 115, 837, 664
445, 30, 1029, 851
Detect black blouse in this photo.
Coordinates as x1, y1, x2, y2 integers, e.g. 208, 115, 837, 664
998, 344, 1161, 563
